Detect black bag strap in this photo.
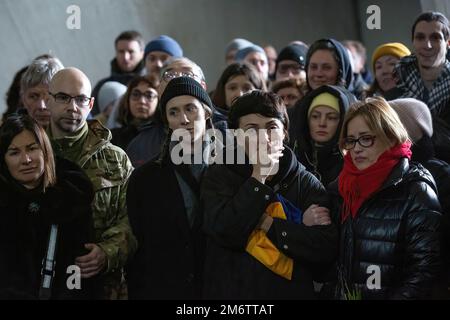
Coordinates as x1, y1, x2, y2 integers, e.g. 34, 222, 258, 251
39, 224, 59, 300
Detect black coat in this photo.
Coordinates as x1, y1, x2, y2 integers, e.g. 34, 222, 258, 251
126, 121, 166, 168
289, 85, 357, 186
411, 136, 450, 216
326, 159, 442, 300
432, 117, 450, 164
111, 124, 140, 151
201, 146, 338, 299
411, 136, 450, 296
126, 159, 206, 300
0, 158, 97, 300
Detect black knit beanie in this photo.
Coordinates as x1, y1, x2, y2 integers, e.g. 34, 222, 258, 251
276, 44, 308, 71
160, 76, 213, 123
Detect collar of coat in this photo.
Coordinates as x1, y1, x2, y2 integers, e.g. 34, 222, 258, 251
49, 120, 112, 167
329, 158, 438, 197
291, 85, 357, 157
110, 58, 145, 76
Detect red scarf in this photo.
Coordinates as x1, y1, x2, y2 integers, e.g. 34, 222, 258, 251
338, 142, 412, 223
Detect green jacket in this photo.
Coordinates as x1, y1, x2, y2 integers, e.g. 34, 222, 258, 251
50, 120, 137, 275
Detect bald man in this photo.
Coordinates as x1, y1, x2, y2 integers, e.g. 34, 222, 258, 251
46, 68, 136, 299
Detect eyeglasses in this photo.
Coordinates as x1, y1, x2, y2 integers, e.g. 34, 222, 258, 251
278, 64, 304, 75
343, 135, 376, 150
49, 92, 92, 107
130, 89, 157, 101
162, 70, 198, 82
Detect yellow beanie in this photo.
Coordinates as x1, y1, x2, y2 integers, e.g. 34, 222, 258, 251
371, 42, 411, 71
308, 92, 340, 118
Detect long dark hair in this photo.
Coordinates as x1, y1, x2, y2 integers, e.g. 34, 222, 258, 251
3, 66, 28, 122
117, 75, 159, 126
0, 114, 56, 190
212, 62, 267, 109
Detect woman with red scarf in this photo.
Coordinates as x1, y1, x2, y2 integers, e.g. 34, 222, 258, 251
326, 97, 442, 299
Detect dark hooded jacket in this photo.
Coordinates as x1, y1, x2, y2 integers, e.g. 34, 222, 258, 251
289, 85, 357, 187
305, 39, 354, 93
201, 145, 338, 299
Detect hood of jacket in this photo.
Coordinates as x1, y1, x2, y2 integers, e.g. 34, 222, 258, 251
290, 85, 357, 157
306, 38, 354, 90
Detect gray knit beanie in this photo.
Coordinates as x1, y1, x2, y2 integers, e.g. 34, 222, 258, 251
98, 81, 127, 113
389, 98, 433, 142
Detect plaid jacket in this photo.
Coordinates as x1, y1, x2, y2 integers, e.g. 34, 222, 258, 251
395, 55, 450, 117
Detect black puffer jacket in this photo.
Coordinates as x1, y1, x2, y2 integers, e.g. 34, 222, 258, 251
201, 146, 338, 299
0, 158, 97, 300
289, 85, 357, 186
326, 159, 442, 300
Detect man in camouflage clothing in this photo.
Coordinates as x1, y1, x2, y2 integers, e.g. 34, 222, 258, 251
46, 68, 136, 299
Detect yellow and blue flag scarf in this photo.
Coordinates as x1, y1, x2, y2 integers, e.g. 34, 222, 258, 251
246, 194, 302, 280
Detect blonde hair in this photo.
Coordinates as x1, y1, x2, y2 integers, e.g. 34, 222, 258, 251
339, 97, 409, 151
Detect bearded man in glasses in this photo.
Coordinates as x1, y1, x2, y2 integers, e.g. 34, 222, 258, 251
46, 67, 136, 300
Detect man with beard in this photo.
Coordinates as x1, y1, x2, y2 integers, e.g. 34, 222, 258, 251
46, 68, 136, 299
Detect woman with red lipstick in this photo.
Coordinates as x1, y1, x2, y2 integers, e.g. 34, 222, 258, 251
290, 85, 356, 187
0, 115, 97, 299
364, 43, 411, 99
325, 97, 442, 300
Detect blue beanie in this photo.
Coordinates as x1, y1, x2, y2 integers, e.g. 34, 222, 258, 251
225, 38, 253, 55
234, 44, 267, 62
144, 35, 183, 59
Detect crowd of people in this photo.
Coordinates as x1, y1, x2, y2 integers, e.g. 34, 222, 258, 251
0, 10, 449, 300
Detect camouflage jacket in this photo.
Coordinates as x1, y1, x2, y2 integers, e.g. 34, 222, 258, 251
50, 120, 137, 275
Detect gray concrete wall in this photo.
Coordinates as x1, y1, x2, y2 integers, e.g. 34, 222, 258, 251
357, 0, 422, 68
3, 0, 444, 116
1, 0, 360, 114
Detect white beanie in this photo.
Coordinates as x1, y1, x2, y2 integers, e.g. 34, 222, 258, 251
97, 81, 127, 113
